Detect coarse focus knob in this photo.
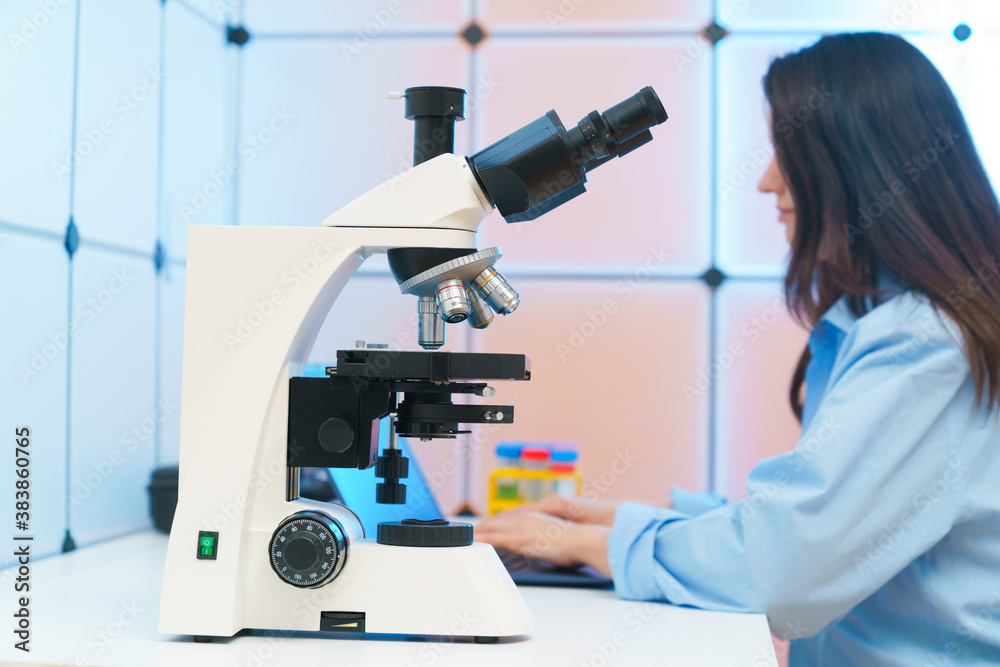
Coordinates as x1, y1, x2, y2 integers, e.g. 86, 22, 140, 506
269, 512, 348, 588
376, 482, 407, 504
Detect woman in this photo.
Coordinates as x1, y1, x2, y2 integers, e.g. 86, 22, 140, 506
477, 32, 1000, 665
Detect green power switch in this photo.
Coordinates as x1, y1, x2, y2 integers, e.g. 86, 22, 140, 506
197, 531, 219, 560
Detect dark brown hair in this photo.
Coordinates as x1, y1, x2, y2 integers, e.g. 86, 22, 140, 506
764, 33, 1000, 420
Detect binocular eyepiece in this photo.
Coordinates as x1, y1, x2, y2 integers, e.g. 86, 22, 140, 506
393, 87, 668, 350
470, 86, 668, 223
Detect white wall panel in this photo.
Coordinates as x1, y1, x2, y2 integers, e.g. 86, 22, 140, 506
158, 264, 185, 466
244, 0, 470, 35
236, 38, 470, 236
0, 0, 76, 232
0, 233, 68, 560
162, 1, 228, 260
718, 0, 960, 32
73, 0, 160, 253
69, 248, 156, 545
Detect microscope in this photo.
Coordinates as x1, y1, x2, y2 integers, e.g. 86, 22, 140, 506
159, 85, 667, 643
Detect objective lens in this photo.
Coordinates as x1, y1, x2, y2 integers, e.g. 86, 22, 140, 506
435, 279, 470, 323
466, 287, 494, 329
417, 297, 445, 349
473, 267, 520, 315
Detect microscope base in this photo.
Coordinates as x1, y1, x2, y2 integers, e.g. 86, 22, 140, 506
162, 539, 533, 641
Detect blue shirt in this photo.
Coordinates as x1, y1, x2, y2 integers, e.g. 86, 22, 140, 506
608, 289, 1000, 666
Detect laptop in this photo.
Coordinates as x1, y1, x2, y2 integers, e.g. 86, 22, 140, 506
298, 367, 611, 588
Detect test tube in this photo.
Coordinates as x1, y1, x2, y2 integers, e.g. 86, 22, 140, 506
495, 442, 522, 501
520, 445, 551, 502
550, 441, 580, 497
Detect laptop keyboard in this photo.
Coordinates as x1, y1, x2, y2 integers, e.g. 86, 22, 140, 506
494, 547, 542, 573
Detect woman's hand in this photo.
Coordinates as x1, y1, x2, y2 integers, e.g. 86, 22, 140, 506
475, 510, 613, 576
512, 493, 623, 527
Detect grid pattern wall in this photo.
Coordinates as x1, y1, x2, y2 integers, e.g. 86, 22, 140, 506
3, 0, 998, 563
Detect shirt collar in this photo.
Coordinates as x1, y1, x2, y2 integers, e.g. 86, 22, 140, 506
818, 269, 907, 334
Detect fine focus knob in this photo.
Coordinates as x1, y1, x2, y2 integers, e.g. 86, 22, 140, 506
269, 512, 347, 588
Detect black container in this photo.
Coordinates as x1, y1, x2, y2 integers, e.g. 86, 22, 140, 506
148, 466, 179, 533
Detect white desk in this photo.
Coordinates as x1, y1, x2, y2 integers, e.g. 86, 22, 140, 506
0, 532, 777, 666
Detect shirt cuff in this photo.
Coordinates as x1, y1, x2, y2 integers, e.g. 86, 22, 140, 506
608, 501, 688, 601
669, 487, 727, 517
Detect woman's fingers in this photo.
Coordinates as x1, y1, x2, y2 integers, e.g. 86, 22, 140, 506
476, 511, 582, 566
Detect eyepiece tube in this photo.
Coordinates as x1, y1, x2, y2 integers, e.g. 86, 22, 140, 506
470, 86, 668, 223
602, 86, 668, 145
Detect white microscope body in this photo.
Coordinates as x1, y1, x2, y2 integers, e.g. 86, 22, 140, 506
158, 84, 667, 643
158, 153, 533, 640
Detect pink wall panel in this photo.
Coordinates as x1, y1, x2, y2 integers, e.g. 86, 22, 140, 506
480, 0, 712, 32
464, 278, 711, 515
475, 38, 712, 275
714, 281, 808, 500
